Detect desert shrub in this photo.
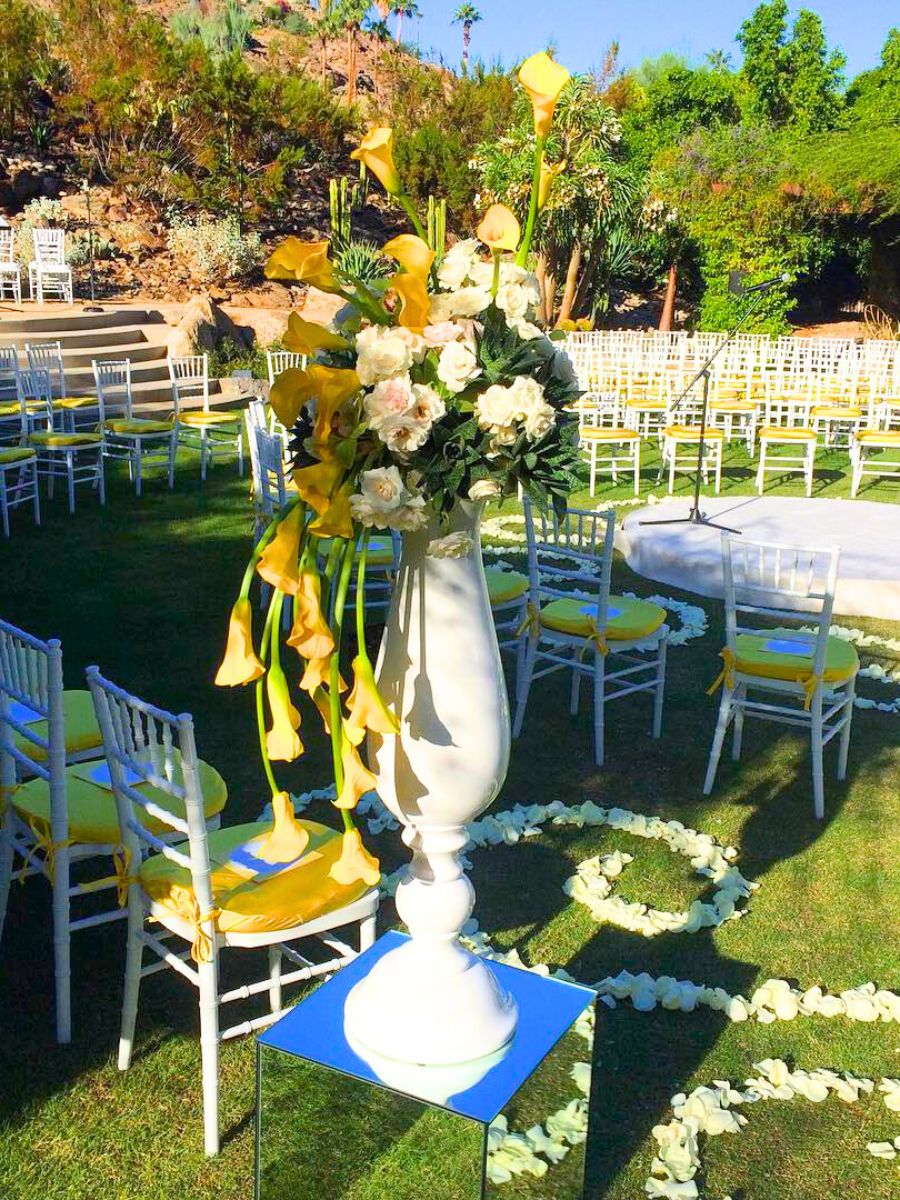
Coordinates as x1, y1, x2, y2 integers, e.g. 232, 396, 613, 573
17, 197, 66, 263
67, 232, 116, 267
167, 215, 261, 282
334, 238, 390, 283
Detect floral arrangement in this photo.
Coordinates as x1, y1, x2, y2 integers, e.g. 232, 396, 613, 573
214, 52, 581, 887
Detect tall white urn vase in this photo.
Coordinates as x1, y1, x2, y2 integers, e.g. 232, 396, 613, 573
343, 500, 518, 1066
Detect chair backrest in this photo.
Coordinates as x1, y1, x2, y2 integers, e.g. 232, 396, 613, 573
168, 354, 209, 413
720, 534, 840, 678
85, 668, 215, 919
26, 341, 65, 399
17, 367, 54, 432
93, 359, 133, 422
0, 344, 20, 403
0, 227, 15, 264
266, 350, 305, 387
255, 428, 289, 515
0, 619, 66, 837
523, 499, 616, 624
32, 228, 66, 266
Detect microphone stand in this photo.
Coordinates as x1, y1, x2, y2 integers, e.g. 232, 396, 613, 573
640, 284, 773, 532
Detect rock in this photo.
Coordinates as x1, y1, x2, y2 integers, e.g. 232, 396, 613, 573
226, 307, 289, 348
11, 168, 41, 203
356, 71, 375, 93
165, 293, 254, 357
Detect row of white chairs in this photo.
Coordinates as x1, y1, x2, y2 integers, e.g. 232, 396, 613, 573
0, 617, 378, 1154
0, 226, 73, 305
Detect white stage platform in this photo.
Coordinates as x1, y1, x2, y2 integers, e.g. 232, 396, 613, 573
619, 496, 900, 620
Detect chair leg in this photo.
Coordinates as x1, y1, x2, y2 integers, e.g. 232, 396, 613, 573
731, 685, 745, 761
633, 443, 640, 496
360, 911, 377, 952
652, 635, 667, 739
200, 430, 208, 482
168, 434, 176, 489
512, 634, 539, 738
66, 453, 76, 515
0, 477, 8, 538
197, 958, 220, 1156
570, 645, 586, 715
591, 650, 606, 766
0, 807, 14, 946
134, 447, 142, 497
704, 687, 733, 795
756, 449, 765, 495
52, 845, 72, 1044
267, 945, 283, 1015
810, 690, 825, 819
118, 891, 144, 1070
837, 677, 855, 782
513, 605, 528, 698
32, 463, 40, 526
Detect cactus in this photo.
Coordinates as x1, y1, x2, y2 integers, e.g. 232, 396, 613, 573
426, 195, 447, 262
328, 176, 362, 250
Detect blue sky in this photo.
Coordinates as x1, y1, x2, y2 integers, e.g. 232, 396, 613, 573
404, 1, 892, 82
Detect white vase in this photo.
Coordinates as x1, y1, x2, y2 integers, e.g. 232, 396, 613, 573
342, 500, 519, 1066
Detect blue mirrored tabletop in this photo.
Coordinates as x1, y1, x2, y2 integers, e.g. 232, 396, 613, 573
258, 931, 595, 1125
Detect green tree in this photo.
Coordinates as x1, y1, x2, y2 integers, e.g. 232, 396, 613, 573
785, 9, 845, 133
0, 0, 47, 136
335, 0, 370, 106
391, 0, 419, 46
738, 0, 791, 124
452, 3, 481, 76
847, 27, 900, 127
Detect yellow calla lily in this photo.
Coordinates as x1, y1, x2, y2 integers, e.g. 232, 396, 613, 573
345, 655, 400, 739
270, 367, 312, 429
265, 238, 342, 294
283, 313, 350, 357
293, 459, 345, 517
350, 127, 402, 196
256, 504, 305, 595
518, 52, 571, 137
390, 272, 431, 333
265, 666, 304, 762
300, 655, 344, 695
476, 204, 521, 254
308, 482, 354, 540
383, 234, 434, 281
333, 740, 377, 810
214, 598, 265, 687
328, 828, 381, 887
538, 159, 565, 209
286, 571, 335, 661
310, 365, 361, 445
255, 792, 310, 864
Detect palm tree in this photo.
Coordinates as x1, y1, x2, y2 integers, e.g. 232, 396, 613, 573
315, 7, 345, 87
452, 3, 481, 74
336, 0, 370, 106
391, 0, 419, 46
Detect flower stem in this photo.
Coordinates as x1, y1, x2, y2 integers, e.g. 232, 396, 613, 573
355, 529, 370, 653
516, 136, 545, 268
329, 538, 358, 833
255, 590, 281, 799
490, 250, 502, 299
398, 192, 428, 242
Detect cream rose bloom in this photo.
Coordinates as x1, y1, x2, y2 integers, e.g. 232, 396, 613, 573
427, 532, 474, 559
507, 317, 544, 341
356, 326, 414, 385
409, 383, 446, 426
508, 375, 556, 439
350, 466, 428, 531
395, 326, 429, 362
429, 287, 491, 322
495, 281, 530, 320
423, 320, 464, 347
364, 374, 414, 430
377, 413, 432, 453
437, 238, 479, 290
468, 478, 501, 500
437, 340, 481, 393
475, 383, 518, 431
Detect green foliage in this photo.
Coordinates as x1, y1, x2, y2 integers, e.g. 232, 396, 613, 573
166, 214, 261, 282
847, 28, 900, 128
333, 238, 390, 282
0, 0, 47, 136
170, 0, 254, 60
16, 196, 66, 263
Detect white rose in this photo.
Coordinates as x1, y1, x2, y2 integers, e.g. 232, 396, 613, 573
437, 340, 481, 393
429, 287, 491, 322
364, 374, 415, 429
395, 326, 429, 362
507, 317, 544, 341
508, 375, 557, 438
350, 467, 430, 531
437, 238, 479, 290
356, 327, 413, 385
495, 281, 530, 319
427, 532, 474, 559
475, 383, 517, 430
409, 383, 446, 427
355, 465, 407, 514
377, 413, 432, 453
423, 320, 464, 347
468, 478, 501, 500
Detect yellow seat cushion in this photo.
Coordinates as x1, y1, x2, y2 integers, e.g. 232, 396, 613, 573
0, 447, 36, 465
810, 405, 862, 419
664, 424, 725, 441
57, 396, 99, 410
710, 399, 756, 413
625, 397, 666, 411
139, 819, 369, 937
541, 595, 666, 642
733, 629, 859, 688
178, 411, 241, 427
485, 567, 528, 606
580, 427, 640, 442
316, 536, 395, 568
12, 689, 102, 762
29, 431, 102, 448
0, 402, 21, 417
12, 752, 228, 845
104, 418, 173, 436
759, 426, 816, 441
856, 429, 900, 446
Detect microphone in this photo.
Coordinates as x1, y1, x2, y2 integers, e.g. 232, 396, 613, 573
728, 270, 791, 296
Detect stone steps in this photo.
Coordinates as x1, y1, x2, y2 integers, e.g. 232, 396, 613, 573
0, 307, 161, 335
0, 323, 159, 350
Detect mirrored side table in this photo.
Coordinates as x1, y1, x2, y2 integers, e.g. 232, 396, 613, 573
255, 931, 596, 1199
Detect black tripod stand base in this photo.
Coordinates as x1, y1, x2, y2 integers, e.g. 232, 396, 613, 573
639, 510, 742, 534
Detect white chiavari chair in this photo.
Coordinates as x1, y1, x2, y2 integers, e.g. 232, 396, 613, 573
24, 367, 105, 514
0, 226, 21, 304
28, 228, 73, 304
661, 382, 724, 495
86, 667, 378, 1155
94, 359, 176, 495
266, 349, 306, 386
704, 536, 857, 818
26, 340, 99, 431
170, 354, 244, 479
513, 501, 669, 765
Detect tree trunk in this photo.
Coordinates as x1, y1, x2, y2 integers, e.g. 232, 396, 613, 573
321, 38, 328, 88
396, 11, 403, 42
462, 25, 470, 73
572, 249, 599, 318
347, 28, 357, 106
557, 241, 583, 326
659, 262, 678, 331
543, 270, 557, 325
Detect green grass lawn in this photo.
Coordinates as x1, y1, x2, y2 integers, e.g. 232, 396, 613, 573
0, 446, 898, 1200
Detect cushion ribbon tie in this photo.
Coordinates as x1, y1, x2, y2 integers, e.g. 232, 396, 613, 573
585, 618, 609, 657
515, 601, 540, 639
19, 818, 74, 885
707, 648, 737, 696
192, 906, 222, 964
801, 672, 825, 711
0, 782, 19, 818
